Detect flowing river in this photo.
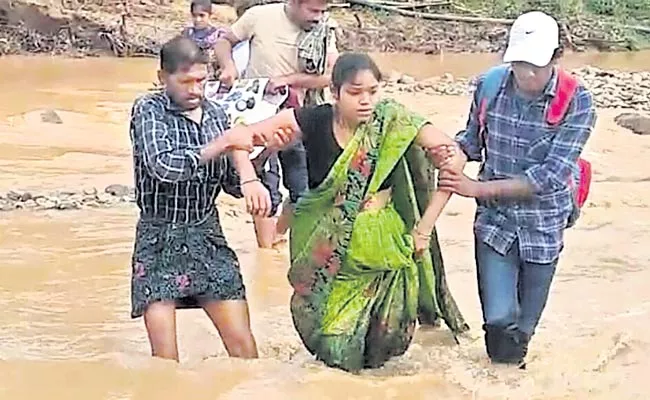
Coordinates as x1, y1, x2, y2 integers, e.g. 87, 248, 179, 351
1, 52, 650, 399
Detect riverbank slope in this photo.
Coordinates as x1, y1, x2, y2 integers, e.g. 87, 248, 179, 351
1, 0, 649, 57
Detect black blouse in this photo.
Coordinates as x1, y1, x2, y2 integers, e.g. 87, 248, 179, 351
294, 104, 394, 190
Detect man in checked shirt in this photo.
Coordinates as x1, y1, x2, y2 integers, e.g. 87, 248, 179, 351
129, 36, 290, 361
431, 12, 596, 367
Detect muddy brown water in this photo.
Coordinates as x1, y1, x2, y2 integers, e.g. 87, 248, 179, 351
371, 49, 650, 79
1, 53, 650, 399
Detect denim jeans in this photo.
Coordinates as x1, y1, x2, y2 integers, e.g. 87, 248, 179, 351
278, 141, 308, 204
260, 155, 282, 216
260, 141, 308, 216
475, 238, 557, 338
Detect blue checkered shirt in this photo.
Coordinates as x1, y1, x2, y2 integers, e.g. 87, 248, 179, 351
129, 92, 230, 224
456, 68, 596, 264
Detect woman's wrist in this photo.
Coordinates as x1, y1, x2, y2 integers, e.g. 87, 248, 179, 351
412, 225, 432, 238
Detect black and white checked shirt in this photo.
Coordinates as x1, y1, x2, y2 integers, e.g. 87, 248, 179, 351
129, 92, 231, 224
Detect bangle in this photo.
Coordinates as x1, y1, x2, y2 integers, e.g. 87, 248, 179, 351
240, 178, 261, 186
413, 228, 432, 239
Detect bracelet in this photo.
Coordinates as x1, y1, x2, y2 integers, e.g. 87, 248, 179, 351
413, 228, 432, 239
240, 178, 261, 186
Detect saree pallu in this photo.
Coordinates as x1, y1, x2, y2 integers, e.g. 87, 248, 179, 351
288, 99, 469, 372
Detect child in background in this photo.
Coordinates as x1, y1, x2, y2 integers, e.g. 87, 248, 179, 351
183, 0, 223, 53
183, 0, 249, 79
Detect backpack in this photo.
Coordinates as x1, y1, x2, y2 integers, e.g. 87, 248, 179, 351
476, 64, 592, 225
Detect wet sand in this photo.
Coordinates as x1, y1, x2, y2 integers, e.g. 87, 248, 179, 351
1, 56, 649, 399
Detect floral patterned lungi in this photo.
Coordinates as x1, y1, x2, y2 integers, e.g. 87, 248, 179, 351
130, 212, 246, 318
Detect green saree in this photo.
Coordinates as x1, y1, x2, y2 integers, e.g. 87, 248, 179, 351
288, 99, 469, 372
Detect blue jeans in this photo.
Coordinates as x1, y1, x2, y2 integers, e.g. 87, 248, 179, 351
260, 142, 308, 216
260, 155, 282, 216
475, 238, 557, 362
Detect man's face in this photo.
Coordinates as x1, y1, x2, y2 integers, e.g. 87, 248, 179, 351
510, 61, 554, 95
158, 63, 208, 110
290, 0, 327, 30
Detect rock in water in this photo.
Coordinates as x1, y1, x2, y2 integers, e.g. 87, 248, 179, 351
398, 75, 416, 84
386, 70, 401, 83
105, 184, 130, 197
35, 197, 57, 209
0, 199, 13, 211
41, 109, 63, 124
614, 113, 650, 135
6, 191, 22, 201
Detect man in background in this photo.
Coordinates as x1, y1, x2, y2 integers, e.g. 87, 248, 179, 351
214, 0, 339, 248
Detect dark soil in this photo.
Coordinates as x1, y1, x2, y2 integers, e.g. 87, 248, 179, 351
0, 0, 107, 55
335, 9, 509, 54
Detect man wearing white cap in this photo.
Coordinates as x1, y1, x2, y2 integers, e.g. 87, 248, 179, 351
431, 11, 596, 367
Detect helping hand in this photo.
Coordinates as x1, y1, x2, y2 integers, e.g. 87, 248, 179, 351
223, 125, 256, 152
427, 143, 460, 169
437, 169, 480, 198
264, 127, 295, 150
248, 125, 295, 150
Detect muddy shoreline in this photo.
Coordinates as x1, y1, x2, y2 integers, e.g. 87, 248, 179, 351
386, 66, 650, 111
0, 0, 646, 58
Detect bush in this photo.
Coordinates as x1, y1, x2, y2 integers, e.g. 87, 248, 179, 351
583, 0, 650, 20
460, 0, 650, 21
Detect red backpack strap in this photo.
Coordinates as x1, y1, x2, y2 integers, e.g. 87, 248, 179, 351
547, 69, 579, 125
549, 69, 592, 211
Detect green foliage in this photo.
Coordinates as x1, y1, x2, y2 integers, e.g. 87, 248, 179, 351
583, 0, 650, 20
450, 0, 650, 49
458, 0, 650, 21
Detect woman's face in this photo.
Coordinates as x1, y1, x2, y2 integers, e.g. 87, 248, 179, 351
333, 69, 380, 125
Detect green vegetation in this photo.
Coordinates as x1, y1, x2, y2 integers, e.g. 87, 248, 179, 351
460, 0, 650, 21
456, 0, 650, 49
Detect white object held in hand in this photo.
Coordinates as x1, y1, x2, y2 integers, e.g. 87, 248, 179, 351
204, 78, 289, 164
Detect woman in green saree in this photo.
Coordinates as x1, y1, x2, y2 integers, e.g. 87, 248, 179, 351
240, 53, 469, 371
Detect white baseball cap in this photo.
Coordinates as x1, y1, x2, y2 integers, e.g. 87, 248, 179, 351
503, 11, 560, 67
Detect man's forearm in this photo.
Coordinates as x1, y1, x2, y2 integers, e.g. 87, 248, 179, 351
231, 150, 258, 181
284, 73, 330, 89
214, 39, 236, 70
476, 178, 534, 200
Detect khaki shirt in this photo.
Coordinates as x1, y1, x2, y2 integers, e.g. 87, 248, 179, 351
231, 3, 338, 102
